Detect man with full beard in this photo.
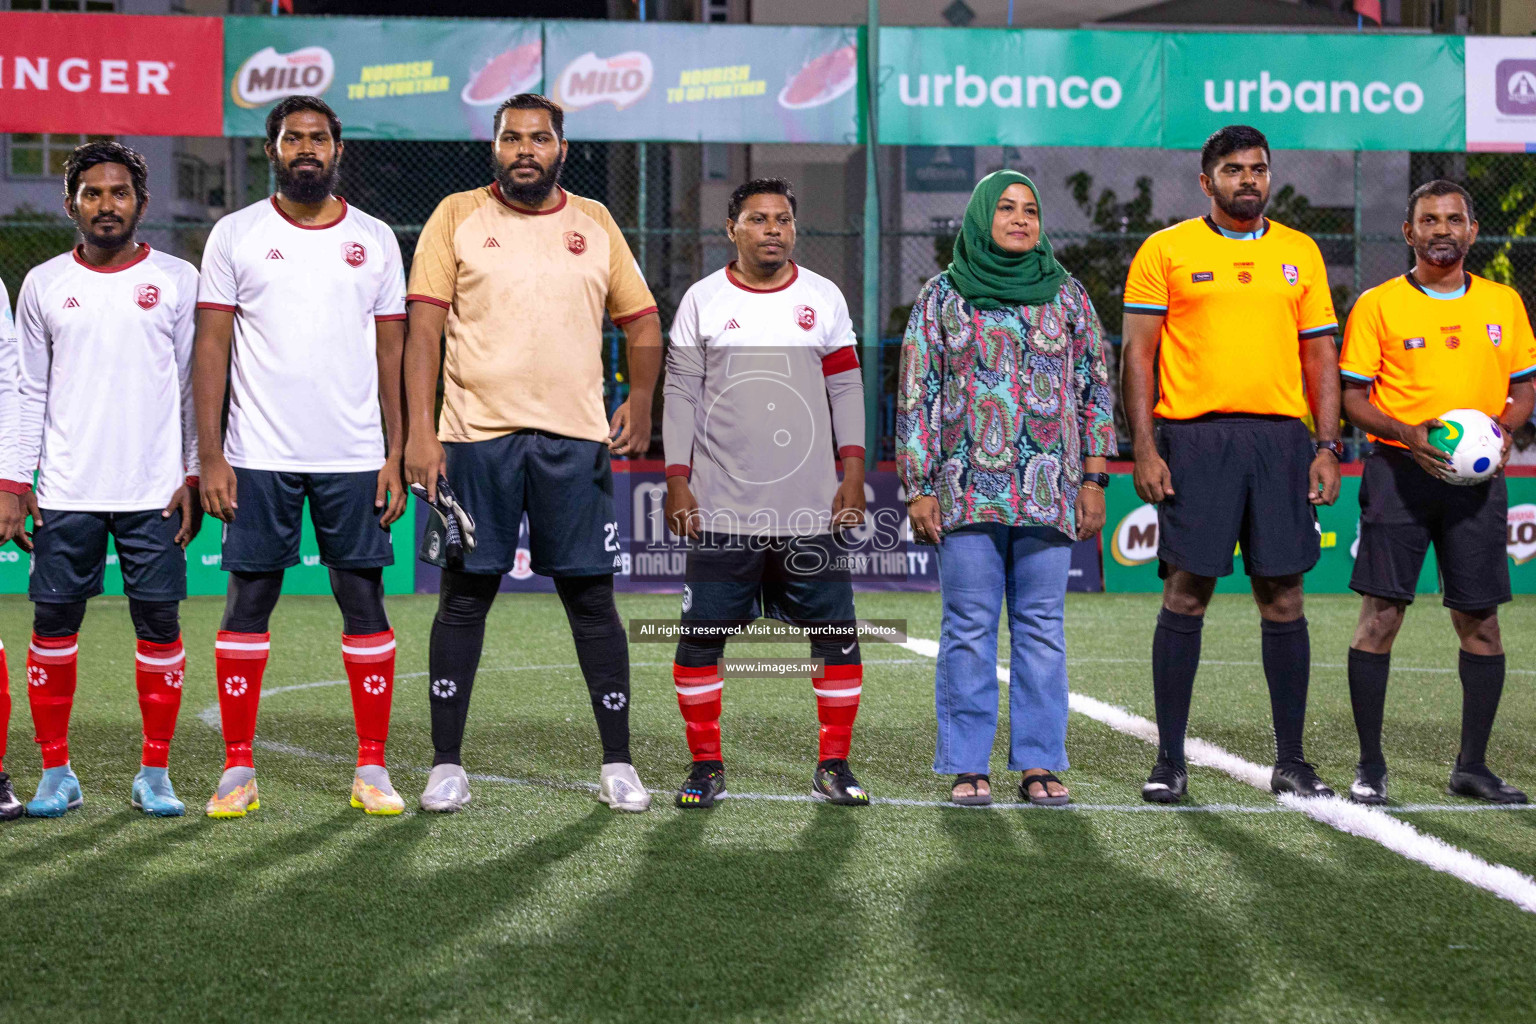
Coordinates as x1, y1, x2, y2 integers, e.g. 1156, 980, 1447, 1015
403, 94, 662, 813
1121, 125, 1343, 804
1338, 180, 1535, 805
194, 96, 410, 818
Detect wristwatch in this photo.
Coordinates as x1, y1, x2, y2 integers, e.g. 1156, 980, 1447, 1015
1313, 440, 1343, 460
1082, 472, 1110, 488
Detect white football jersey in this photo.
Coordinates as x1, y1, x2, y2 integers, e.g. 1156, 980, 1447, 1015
198, 197, 406, 472
14, 244, 199, 510
0, 280, 19, 488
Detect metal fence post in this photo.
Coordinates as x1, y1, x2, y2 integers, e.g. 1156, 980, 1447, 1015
861, 0, 881, 461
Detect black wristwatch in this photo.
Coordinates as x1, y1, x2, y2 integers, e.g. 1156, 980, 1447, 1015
1313, 440, 1343, 460
1082, 472, 1111, 488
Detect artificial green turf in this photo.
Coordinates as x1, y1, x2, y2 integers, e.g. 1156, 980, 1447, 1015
0, 592, 1533, 1023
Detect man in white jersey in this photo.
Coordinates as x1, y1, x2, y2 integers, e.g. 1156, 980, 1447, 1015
0, 277, 29, 821
663, 178, 870, 808
10, 142, 201, 817
194, 96, 409, 818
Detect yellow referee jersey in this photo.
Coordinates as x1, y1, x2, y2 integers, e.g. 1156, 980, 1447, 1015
1124, 217, 1337, 420
1339, 272, 1536, 447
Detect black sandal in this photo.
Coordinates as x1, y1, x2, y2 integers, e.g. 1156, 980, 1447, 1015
1020, 771, 1070, 806
951, 773, 992, 806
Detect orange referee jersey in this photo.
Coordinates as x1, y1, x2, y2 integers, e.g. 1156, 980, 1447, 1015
1124, 217, 1337, 420
1339, 271, 1536, 447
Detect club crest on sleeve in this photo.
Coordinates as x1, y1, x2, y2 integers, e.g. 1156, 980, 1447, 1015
135, 283, 160, 310
565, 231, 586, 255
1488, 323, 1503, 346
342, 241, 367, 268
1282, 263, 1299, 286
795, 304, 816, 331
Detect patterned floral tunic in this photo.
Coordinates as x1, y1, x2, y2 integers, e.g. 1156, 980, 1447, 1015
895, 272, 1116, 540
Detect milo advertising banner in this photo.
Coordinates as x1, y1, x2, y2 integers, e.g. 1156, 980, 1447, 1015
1103, 471, 1536, 594
543, 21, 861, 143
223, 16, 542, 140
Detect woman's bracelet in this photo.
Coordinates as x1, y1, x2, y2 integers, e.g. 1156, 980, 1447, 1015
1080, 481, 1104, 492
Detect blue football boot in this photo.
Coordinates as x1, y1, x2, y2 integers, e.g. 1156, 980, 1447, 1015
131, 766, 186, 817
26, 765, 83, 818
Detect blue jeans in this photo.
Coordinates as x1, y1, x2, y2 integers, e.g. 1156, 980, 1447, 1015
933, 524, 1073, 775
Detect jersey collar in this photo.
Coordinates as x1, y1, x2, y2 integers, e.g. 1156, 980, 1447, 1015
1405, 270, 1472, 298
1202, 215, 1269, 240
726, 260, 798, 293
270, 195, 349, 230
71, 242, 151, 273
489, 181, 568, 215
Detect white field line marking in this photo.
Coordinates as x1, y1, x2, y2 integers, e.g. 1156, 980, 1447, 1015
1065, 655, 1536, 677
196, 673, 1534, 818
899, 636, 1536, 914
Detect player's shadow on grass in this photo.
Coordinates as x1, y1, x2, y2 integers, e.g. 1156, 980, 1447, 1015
429, 805, 862, 1023
911, 805, 1254, 1023
1177, 807, 1536, 1016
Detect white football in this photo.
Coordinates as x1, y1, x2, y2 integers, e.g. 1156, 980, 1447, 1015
1429, 408, 1504, 486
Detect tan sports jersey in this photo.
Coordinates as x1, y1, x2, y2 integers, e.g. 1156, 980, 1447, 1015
407, 183, 657, 444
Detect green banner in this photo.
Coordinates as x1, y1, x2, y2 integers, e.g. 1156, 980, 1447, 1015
223, 16, 542, 140
1103, 474, 1536, 594
0, 508, 417, 597
877, 28, 1162, 148
1161, 32, 1465, 152
543, 21, 861, 143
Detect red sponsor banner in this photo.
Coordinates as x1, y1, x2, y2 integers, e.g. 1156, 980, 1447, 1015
0, 13, 223, 137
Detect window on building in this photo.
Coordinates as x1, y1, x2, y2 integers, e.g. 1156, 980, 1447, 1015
8, 134, 113, 180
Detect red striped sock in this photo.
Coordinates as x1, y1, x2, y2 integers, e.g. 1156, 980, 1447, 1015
28, 633, 78, 769
814, 664, 862, 761
673, 662, 723, 762
0, 639, 10, 773
135, 637, 185, 768
215, 630, 269, 769
343, 630, 395, 767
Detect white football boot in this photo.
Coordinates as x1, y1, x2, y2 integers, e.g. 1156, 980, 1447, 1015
419, 763, 472, 813
598, 763, 652, 813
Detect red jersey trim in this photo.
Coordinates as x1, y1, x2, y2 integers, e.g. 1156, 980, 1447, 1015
726, 260, 798, 293
0, 479, 31, 495
612, 305, 658, 326
489, 181, 568, 216
374, 313, 408, 322
406, 293, 451, 310
196, 302, 238, 313
269, 194, 349, 230
664, 464, 691, 479
71, 242, 151, 274
821, 346, 860, 375
837, 446, 866, 460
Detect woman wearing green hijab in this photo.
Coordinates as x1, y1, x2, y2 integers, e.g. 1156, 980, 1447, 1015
896, 171, 1116, 806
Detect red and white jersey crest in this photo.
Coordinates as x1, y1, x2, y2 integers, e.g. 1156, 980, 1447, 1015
565, 231, 587, 255
795, 304, 816, 331
135, 283, 160, 310
342, 241, 367, 267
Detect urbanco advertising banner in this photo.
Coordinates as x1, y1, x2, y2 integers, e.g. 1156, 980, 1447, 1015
1162, 32, 1465, 152
223, 16, 542, 140
1102, 472, 1536, 595
543, 21, 862, 143
0, 13, 223, 136
1465, 36, 1536, 152
877, 28, 1163, 148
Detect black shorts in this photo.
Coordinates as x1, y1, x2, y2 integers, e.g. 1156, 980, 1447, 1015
1155, 415, 1321, 579
679, 532, 857, 640
424, 431, 620, 577
220, 468, 393, 573
30, 508, 186, 603
1351, 445, 1510, 611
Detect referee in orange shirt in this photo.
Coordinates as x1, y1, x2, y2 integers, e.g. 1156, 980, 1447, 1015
1122, 126, 1342, 804
1339, 180, 1535, 806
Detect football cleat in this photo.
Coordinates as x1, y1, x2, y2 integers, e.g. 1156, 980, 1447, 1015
26, 765, 83, 818
205, 770, 260, 819
351, 768, 405, 815
0, 772, 23, 821
598, 762, 652, 812
1448, 763, 1528, 804
676, 762, 726, 809
812, 759, 870, 806
1141, 758, 1188, 804
1271, 760, 1335, 799
411, 476, 476, 570
130, 766, 186, 817
1348, 763, 1389, 806
419, 763, 472, 813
